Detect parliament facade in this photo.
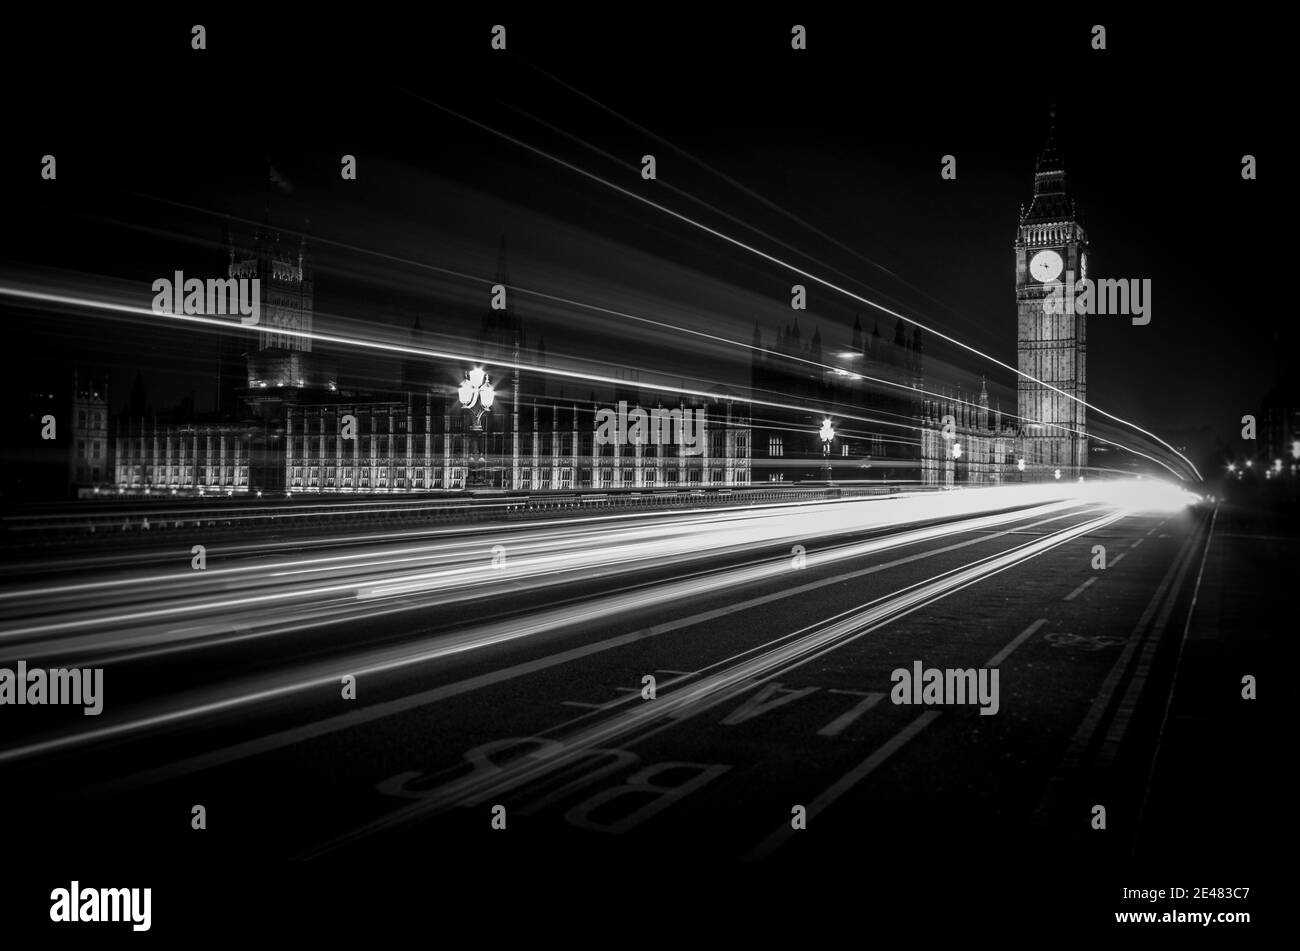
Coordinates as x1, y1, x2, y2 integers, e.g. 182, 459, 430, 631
112, 227, 752, 495
110, 125, 1084, 498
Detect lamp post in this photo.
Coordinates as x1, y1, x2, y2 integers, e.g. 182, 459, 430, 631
458, 367, 495, 488
819, 418, 835, 484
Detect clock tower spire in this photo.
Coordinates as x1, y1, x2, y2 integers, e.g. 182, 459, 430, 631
1015, 106, 1089, 479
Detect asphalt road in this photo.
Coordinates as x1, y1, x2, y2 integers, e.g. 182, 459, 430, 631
3, 490, 1278, 933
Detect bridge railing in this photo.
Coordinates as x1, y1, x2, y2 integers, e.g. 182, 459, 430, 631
1, 483, 935, 557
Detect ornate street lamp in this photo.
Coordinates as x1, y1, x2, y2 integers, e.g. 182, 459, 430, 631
458, 367, 495, 486
819, 418, 835, 484
458, 367, 495, 429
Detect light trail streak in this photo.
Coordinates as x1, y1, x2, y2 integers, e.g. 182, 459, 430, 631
514, 58, 971, 328
0, 484, 1076, 646
4, 478, 1193, 784
0, 281, 1192, 480
306, 505, 1128, 854
396, 90, 1202, 482
0, 282, 929, 445
0, 491, 941, 606
491, 85, 942, 330
0, 480, 1194, 658
1, 490, 855, 579
113, 195, 1171, 461
0, 490, 1123, 766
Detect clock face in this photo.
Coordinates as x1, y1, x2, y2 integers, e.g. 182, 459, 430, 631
1080, 252, 1088, 280
1029, 249, 1064, 283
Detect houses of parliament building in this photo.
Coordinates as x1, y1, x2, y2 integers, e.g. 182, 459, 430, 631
111, 229, 753, 495
105, 128, 1085, 498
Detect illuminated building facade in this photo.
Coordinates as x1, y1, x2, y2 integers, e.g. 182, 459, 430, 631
113, 421, 255, 493
284, 391, 751, 493
116, 228, 751, 495
919, 380, 1019, 487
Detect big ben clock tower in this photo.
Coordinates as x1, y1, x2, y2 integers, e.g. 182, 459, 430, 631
1015, 111, 1088, 479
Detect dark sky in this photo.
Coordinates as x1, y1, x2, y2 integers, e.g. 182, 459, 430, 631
1, 10, 1289, 477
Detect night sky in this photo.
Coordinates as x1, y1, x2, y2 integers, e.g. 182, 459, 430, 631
1, 10, 1287, 478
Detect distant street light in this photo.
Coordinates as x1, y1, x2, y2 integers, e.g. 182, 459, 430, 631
1054, 468, 1061, 480
1017, 458, 1026, 472
952, 442, 963, 459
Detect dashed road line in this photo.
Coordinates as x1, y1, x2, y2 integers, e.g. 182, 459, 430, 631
1033, 526, 1203, 824
1064, 577, 1098, 602
817, 690, 885, 737
1099, 523, 1206, 766
750, 616, 1049, 858
1136, 505, 1220, 832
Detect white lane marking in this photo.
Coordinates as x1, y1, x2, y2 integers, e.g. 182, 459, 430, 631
751, 616, 1050, 859
817, 690, 885, 737
1063, 577, 1098, 602
1109, 552, 1127, 566
986, 618, 1049, 669
560, 696, 634, 710
1137, 506, 1219, 827
1033, 528, 1202, 822
750, 711, 941, 860
1130, 537, 1145, 549
1099, 525, 1205, 765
